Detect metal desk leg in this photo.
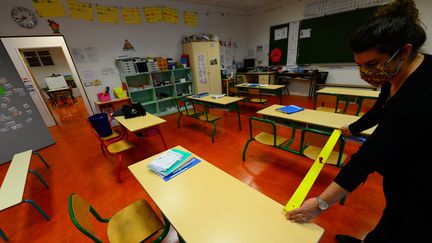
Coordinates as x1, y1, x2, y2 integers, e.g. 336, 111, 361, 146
235, 103, 241, 130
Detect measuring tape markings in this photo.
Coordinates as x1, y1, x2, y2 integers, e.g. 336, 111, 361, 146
284, 129, 342, 211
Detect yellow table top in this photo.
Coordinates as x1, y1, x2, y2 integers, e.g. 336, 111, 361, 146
235, 84, 285, 90
257, 105, 375, 136
114, 113, 166, 133
316, 87, 380, 98
129, 145, 324, 243
95, 97, 130, 105
188, 95, 245, 105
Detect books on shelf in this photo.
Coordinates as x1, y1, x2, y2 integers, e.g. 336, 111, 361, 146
276, 105, 304, 114
147, 148, 201, 181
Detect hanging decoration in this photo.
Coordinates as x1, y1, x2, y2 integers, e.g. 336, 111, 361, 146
144, 6, 162, 23
47, 19, 61, 34
123, 39, 135, 51
32, 0, 65, 17
184, 11, 198, 26
67, 0, 93, 21
121, 7, 141, 24
162, 7, 178, 24
96, 4, 119, 23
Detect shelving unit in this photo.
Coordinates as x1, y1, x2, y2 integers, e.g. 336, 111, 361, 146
120, 67, 194, 116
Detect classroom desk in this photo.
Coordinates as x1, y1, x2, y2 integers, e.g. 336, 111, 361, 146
257, 104, 375, 136
129, 145, 324, 243
188, 95, 244, 130
315, 87, 380, 115
237, 71, 277, 84
277, 71, 318, 98
114, 114, 168, 149
46, 87, 77, 107
95, 97, 131, 116
257, 105, 375, 166
235, 84, 285, 104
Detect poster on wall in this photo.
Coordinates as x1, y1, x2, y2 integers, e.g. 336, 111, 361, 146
67, 0, 93, 21
122, 7, 142, 24
197, 54, 207, 84
96, 5, 119, 23
33, 0, 65, 17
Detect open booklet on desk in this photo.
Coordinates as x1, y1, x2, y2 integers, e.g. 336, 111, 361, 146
211, 94, 226, 99
147, 148, 201, 181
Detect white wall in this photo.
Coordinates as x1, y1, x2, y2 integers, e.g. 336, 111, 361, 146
0, 0, 247, 111
245, 0, 432, 96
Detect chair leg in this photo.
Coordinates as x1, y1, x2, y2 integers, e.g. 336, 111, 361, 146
28, 170, 49, 189
116, 153, 124, 183
177, 113, 182, 128
211, 121, 217, 143
0, 228, 8, 242
154, 214, 171, 243
242, 139, 254, 161
156, 126, 168, 149
32, 151, 50, 168
22, 199, 51, 220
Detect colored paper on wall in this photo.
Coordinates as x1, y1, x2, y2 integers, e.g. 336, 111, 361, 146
67, 0, 93, 21
163, 7, 178, 24
121, 7, 141, 24
96, 5, 119, 23
144, 7, 162, 23
32, 0, 65, 17
184, 11, 198, 26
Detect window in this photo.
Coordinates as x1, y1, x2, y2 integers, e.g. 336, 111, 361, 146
23, 50, 54, 67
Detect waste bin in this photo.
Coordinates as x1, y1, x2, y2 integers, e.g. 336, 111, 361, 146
88, 113, 112, 137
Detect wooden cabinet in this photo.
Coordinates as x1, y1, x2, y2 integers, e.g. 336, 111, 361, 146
120, 68, 194, 116
182, 41, 222, 94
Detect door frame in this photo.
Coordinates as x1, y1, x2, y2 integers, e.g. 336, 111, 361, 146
1, 35, 93, 127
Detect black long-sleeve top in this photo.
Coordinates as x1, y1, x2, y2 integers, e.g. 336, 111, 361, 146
334, 54, 432, 209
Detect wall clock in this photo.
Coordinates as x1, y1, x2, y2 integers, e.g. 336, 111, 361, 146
11, 7, 38, 29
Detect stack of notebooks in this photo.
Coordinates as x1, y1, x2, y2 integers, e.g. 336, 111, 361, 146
147, 148, 201, 181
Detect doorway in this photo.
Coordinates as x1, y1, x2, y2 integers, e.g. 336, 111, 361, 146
19, 47, 86, 125
1, 36, 93, 127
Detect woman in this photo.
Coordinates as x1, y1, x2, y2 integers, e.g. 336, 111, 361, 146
286, 0, 431, 242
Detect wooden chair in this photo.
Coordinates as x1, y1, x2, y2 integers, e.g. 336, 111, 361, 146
242, 117, 289, 161
191, 100, 221, 143
88, 118, 134, 183
68, 193, 171, 243
247, 88, 267, 104
175, 97, 198, 128
314, 93, 342, 113
300, 127, 347, 168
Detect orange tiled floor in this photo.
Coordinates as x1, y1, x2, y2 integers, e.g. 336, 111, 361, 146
0, 95, 384, 242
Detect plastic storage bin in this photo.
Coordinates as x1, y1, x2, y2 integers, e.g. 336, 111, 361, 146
88, 113, 113, 137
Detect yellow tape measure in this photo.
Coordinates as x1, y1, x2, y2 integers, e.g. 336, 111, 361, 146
284, 129, 342, 211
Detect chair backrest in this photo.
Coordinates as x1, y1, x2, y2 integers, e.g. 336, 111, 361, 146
315, 94, 340, 113
175, 98, 191, 115
191, 101, 209, 120
248, 88, 260, 96
248, 117, 280, 147
69, 193, 106, 242
316, 71, 329, 84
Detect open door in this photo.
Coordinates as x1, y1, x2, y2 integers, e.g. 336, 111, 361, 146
1, 36, 93, 127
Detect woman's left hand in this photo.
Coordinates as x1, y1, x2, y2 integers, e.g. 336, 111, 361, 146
285, 197, 322, 223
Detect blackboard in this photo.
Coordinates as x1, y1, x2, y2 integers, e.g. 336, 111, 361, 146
0, 41, 54, 164
297, 6, 379, 64
269, 23, 289, 66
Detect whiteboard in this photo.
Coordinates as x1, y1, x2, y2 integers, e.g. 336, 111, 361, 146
45, 76, 68, 90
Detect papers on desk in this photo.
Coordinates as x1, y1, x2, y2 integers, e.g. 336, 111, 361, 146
211, 94, 226, 99
241, 83, 269, 88
276, 105, 304, 114
147, 148, 201, 181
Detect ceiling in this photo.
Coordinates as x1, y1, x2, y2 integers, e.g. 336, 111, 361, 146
170, 0, 298, 11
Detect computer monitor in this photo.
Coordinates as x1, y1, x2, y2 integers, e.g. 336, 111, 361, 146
243, 58, 255, 70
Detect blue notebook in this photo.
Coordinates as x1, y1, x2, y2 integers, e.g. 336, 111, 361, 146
192, 92, 209, 98
276, 105, 304, 114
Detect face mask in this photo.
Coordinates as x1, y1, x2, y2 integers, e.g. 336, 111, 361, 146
359, 49, 403, 87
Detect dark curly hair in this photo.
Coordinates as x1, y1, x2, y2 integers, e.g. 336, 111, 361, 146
350, 0, 426, 58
